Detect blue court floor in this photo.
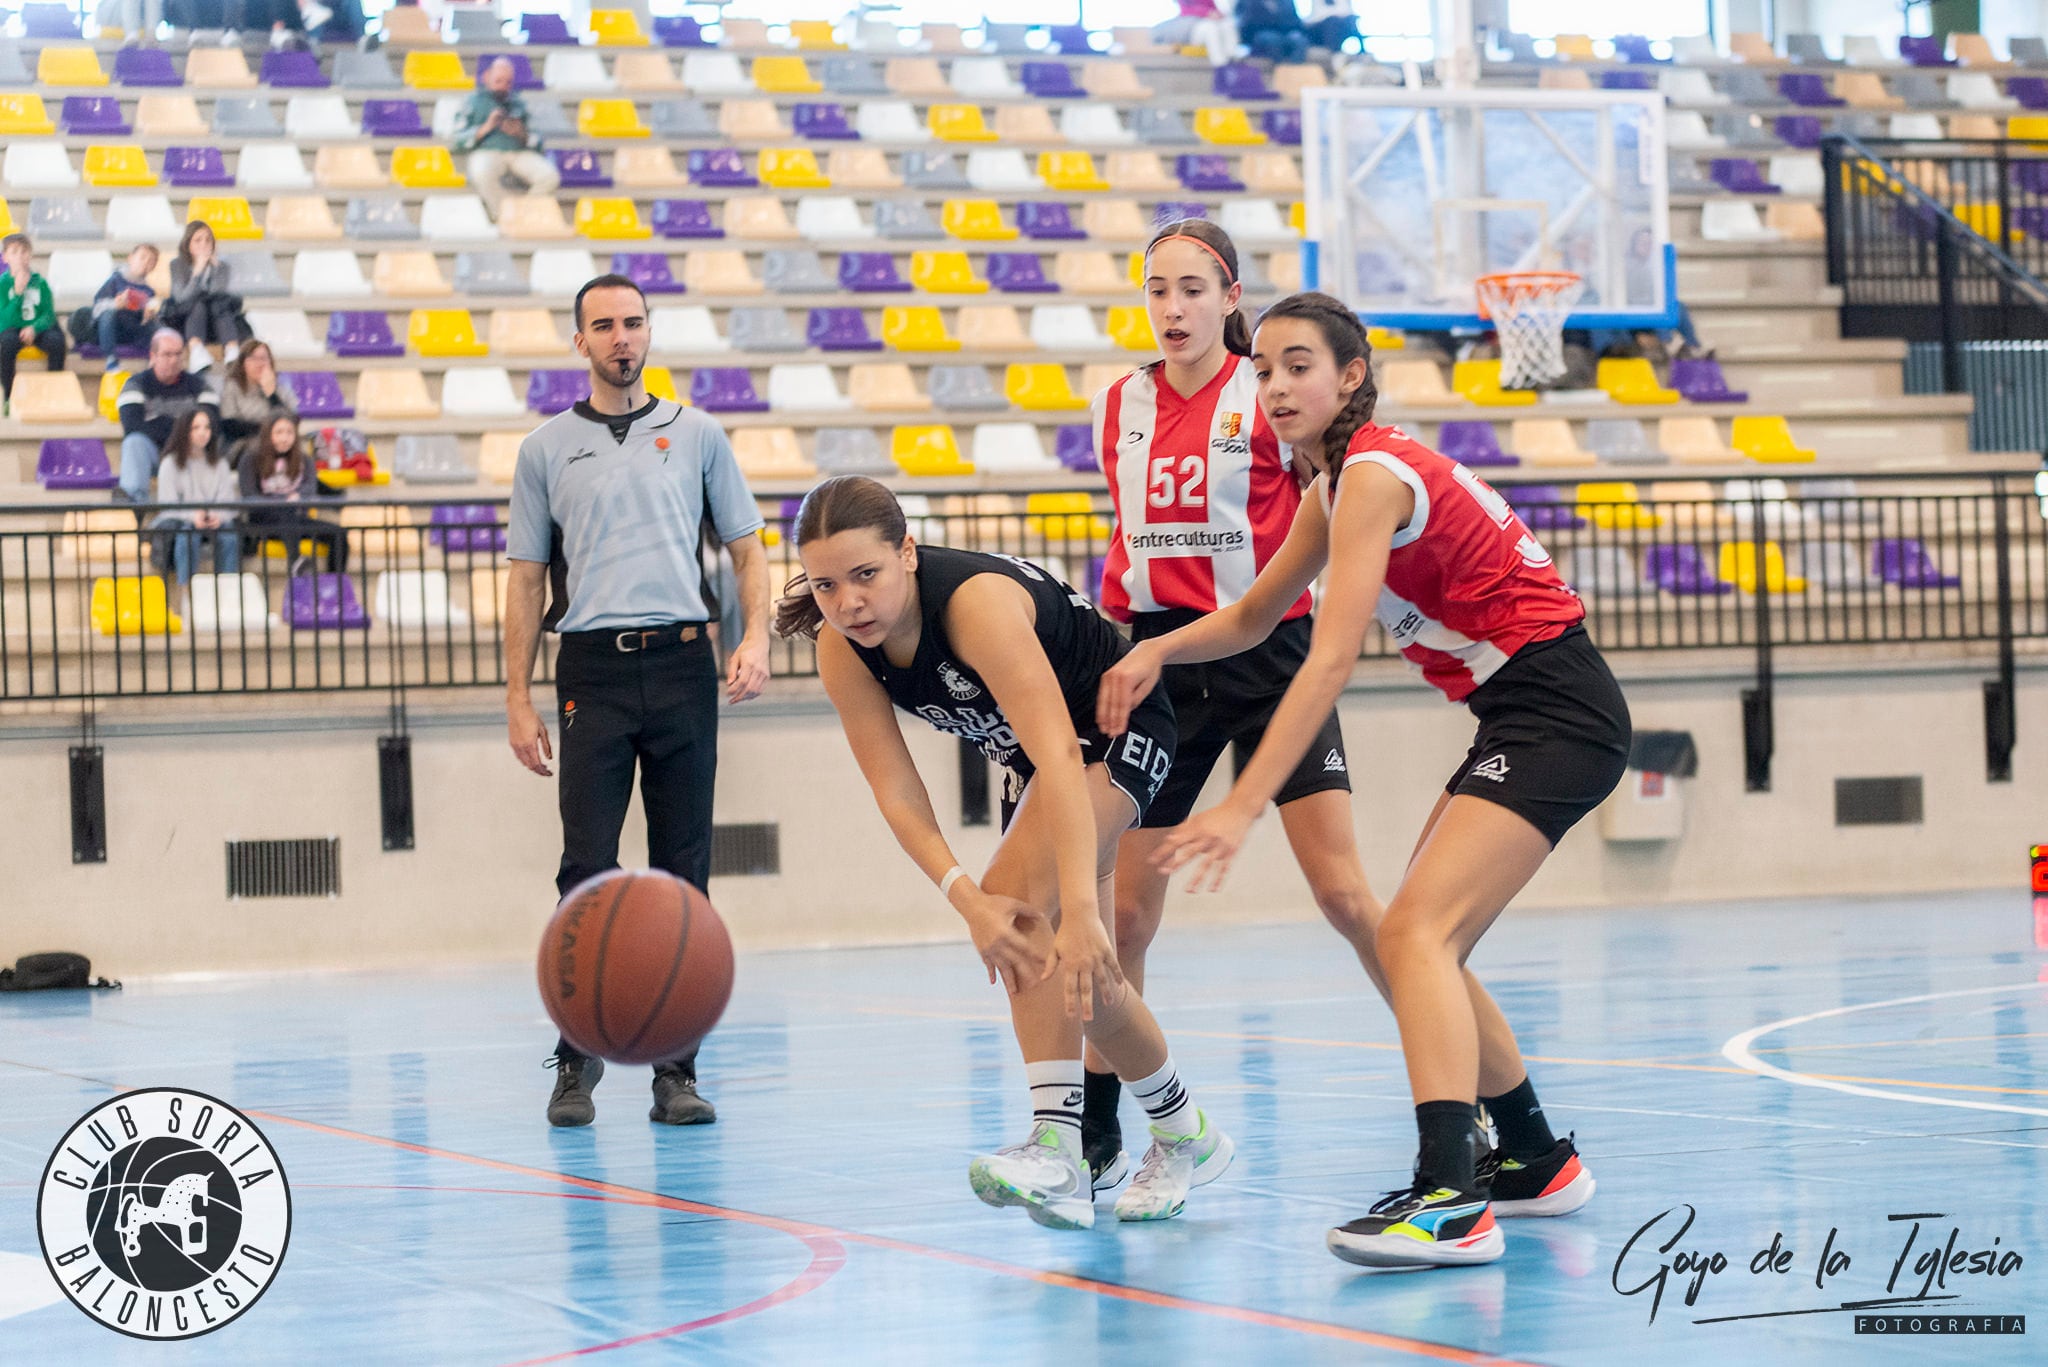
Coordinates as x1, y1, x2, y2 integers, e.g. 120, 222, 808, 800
3, 889, 2044, 1365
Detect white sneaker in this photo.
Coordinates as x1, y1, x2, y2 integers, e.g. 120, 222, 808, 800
188, 342, 212, 372
968, 1122, 1094, 1230
1114, 1110, 1234, 1221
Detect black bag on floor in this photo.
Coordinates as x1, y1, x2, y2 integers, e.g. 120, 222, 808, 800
0, 952, 121, 991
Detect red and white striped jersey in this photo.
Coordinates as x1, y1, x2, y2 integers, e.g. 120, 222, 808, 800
1093, 356, 1313, 623
1323, 423, 1585, 702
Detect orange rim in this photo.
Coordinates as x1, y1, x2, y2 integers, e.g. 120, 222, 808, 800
1473, 270, 1583, 320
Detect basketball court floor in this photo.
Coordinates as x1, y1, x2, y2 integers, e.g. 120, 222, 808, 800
4, 888, 2042, 1364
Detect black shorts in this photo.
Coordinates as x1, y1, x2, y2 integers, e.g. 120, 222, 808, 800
1445, 625, 1632, 847
998, 679, 1177, 833
1132, 609, 1350, 829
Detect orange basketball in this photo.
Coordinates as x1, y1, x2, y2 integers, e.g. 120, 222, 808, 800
537, 869, 735, 1065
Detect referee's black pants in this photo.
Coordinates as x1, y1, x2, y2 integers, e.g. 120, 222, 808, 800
551, 625, 718, 1075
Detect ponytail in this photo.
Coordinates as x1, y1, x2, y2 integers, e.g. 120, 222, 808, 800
1221, 309, 1252, 358
1255, 291, 1378, 478
1144, 216, 1250, 356
772, 475, 910, 641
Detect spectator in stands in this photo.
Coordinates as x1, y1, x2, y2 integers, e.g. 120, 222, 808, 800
1153, 0, 1239, 67
1305, 0, 1362, 54
150, 408, 241, 591
71, 244, 162, 365
457, 58, 562, 216
162, 222, 252, 371
1236, 0, 1309, 62
115, 328, 220, 504
217, 341, 298, 465
109, 0, 164, 46
0, 234, 65, 417
239, 413, 348, 574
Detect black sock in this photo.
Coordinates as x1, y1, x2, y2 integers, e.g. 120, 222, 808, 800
1479, 1076, 1556, 1160
1414, 1101, 1480, 1193
1081, 1069, 1122, 1136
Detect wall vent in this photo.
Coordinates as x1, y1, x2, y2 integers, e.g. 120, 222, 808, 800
711, 823, 780, 877
1834, 777, 1924, 827
226, 838, 342, 898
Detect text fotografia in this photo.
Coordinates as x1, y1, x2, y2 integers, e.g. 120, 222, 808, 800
1611, 1205, 2024, 1329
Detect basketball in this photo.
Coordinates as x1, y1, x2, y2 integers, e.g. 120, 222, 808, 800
536, 869, 735, 1066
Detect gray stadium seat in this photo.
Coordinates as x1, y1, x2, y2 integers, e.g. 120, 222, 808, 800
928, 364, 1008, 411
814, 426, 894, 474
453, 251, 528, 295
345, 199, 420, 241
522, 98, 574, 140
1133, 109, 1198, 145
649, 99, 719, 137
761, 250, 836, 293
822, 58, 890, 95
445, 7, 502, 44
392, 435, 476, 483
1784, 34, 1837, 64
214, 96, 282, 139
875, 200, 944, 239
726, 306, 808, 352
333, 49, 402, 89
1586, 419, 1665, 465
27, 197, 99, 241
222, 251, 289, 298
901, 151, 971, 189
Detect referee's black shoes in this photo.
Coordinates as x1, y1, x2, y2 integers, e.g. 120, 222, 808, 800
545, 1053, 602, 1127
651, 1064, 717, 1125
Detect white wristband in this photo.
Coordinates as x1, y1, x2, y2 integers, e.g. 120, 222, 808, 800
939, 865, 968, 900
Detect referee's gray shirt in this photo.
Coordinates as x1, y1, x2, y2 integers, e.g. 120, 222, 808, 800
508, 397, 765, 633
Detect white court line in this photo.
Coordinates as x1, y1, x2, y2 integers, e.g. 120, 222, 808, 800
1721, 980, 2048, 1119
0, 1251, 62, 1322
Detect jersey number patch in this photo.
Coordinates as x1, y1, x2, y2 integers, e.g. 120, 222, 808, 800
1146, 453, 1208, 512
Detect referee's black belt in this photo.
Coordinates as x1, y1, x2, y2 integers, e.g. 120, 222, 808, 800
560, 622, 707, 654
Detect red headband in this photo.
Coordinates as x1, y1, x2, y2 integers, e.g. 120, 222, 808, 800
1145, 233, 1236, 286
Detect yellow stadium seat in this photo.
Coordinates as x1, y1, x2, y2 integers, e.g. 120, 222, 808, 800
1660, 416, 1739, 464
612, 53, 681, 92
479, 432, 523, 484
135, 95, 207, 138
91, 577, 181, 636
721, 196, 800, 239
39, 47, 109, 86
372, 250, 452, 297
0, 202, 15, 235
356, 369, 439, 420
909, 250, 986, 294
1024, 492, 1111, 542
1004, 363, 1088, 410
588, 8, 650, 44
891, 424, 972, 475
733, 427, 817, 479
827, 147, 900, 189
613, 146, 685, 188
185, 47, 256, 87
496, 197, 573, 239
1731, 414, 1817, 463
882, 305, 960, 351
1511, 419, 1597, 467
759, 148, 829, 188
402, 52, 470, 91
753, 56, 823, 93
185, 197, 261, 240
1553, 33, 1598, 60
1719, 541, 1806, 593
408, 309, 488, 357
1126, 250, 1144, 287
1193, 106, 1266, 145
718, 99, 788, 140
1054, 252, 1125, 293
0, 95, 55, 134
1597, 357, 1681, 404
788, 19, 845, 51
1573, 482, 1662, 530
1951, 203, 2012, 238
1038, 151, 1110, 192
993, 106, 1060, 142
578, 99, 650, 139
1289, 201, 1306, 235
682, 250, 764, 294
1106, 306, 1156, 352
574, 197, 652, 239
886, 57, 952, 96
390, 147, 466, 188
941, 199, 1015, 241
957, 305, 1033, 350
12, 372, 92, 423
1368, 326, 1405, 351
642, 365, 680, 403
97, 371, 126, 422
265, 196, 342, 240
851, 364, 931, 411
83, 145, 156, 187
1452, 359, 1537, 407
488, 309, 565, 357
928, 104, 1000, 142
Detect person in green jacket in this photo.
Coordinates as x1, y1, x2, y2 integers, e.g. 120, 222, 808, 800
0, 233, 66, 413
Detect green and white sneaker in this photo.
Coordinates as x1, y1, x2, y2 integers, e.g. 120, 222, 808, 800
1113, 1111, 1234, 1222
969, 1122, 1095, 1230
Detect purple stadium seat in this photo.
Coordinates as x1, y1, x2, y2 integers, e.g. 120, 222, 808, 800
1778, 73, 1845, 107
1602, 70, 1656, 90
61, 97, 130, 136
1900, 36, 1952, 67
1175, 155, 1244, 192
36, 439, 117, 491
1017, 203, 1087, 240
1021, 63, 1087, 98
612, 252, 685, 293
1875, 538, 1960, 587
688, 149, 758, 188
362, 99, 429, 138
1775, 116, 1824, 149
23, 3, 81, 37
1613, 35, 1660, 64
1049, 25, 1100, 55
655, 15, 710, 46
2008, 77, 2048, 110
552, 149, 612, 189
325, 311, 404, 358
1436, 421, 1516, 467
1152, 200, 1209, 225
2012, 160, 2048, 195
838, 252, 912, 292
1263, 109, 1302, 145
1670, 357, 1749, 403
73, 341, 149, 361
1054, 424, 1096, 471
1711, 158, 1782, 193
690, 367, 770, 412
652, 199, 723, 238
807, 307, 883, 350
163, 147, 234, 187
527, 369, 591, 414
793, 103, 859, 139
521, 13, 574, 44
1212, 62, 1278, 100
987, 253, 1059, 292
261, 51, 328, 88
1646, 545, 1732, 594
284, 574, 370, 630
481, 53, 543, 90
1503, 484, 1586, 531
283, 372, 353, 419
428, 505, 508, 553
114, 47, 182, 87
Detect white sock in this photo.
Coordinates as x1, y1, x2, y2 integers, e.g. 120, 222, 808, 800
1025, 1059, 1084, 1150
1126, 1056, 1201, 1139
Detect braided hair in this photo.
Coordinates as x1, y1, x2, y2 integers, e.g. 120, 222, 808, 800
771, 475, 911, 641
1255, 292, 1378, 480
1143, 217, 1251, 357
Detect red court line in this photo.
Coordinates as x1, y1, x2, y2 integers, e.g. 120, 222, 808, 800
252, 1108, 1544, 1365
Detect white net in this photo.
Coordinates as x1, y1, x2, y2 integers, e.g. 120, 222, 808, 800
1475, 272, 1584, 390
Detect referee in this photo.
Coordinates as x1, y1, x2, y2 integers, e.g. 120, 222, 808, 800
505, 274, 772, 1128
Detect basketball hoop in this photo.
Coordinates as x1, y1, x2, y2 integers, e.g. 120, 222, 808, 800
1474, 270, 1584, 391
